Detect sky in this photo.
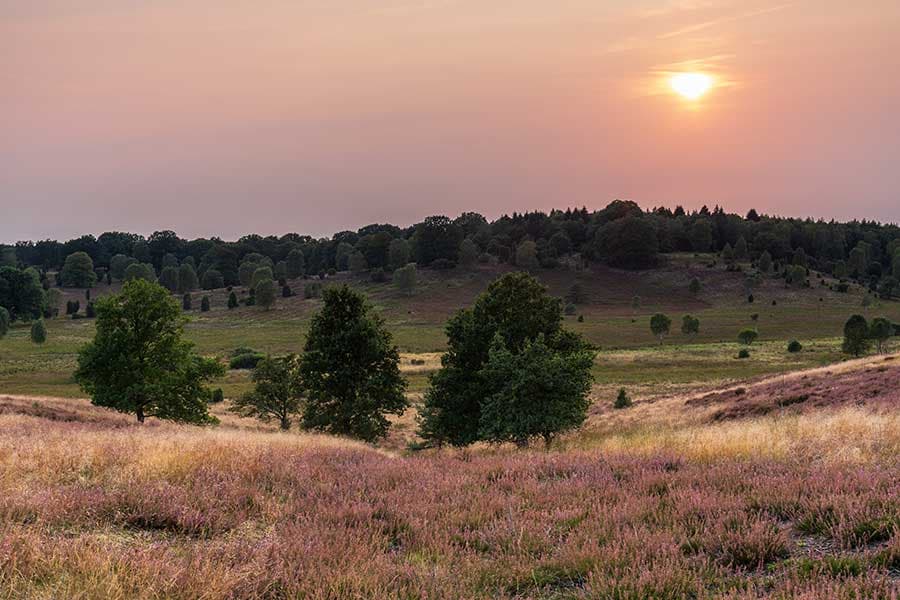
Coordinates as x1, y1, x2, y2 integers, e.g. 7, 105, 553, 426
3, 0, 900, 242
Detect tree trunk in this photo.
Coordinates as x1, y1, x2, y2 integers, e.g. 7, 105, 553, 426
280, 417, 290, 430
136, 406, 145, 423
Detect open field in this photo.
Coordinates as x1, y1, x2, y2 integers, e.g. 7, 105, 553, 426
2, 257, 897, 400
1, 385, 898, 599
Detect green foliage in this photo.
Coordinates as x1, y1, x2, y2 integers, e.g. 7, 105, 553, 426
304, 282, 323, 299
613, 388, 632, 409
734, 236, 749, 260
161, 252, 179, 269
477, 334, 594, 447
758, 251, 773, 274
738, 328, 759, 346
786, 265, 807, 287
230, 354, 303, 430
300, 286, 407, 442
177, 264, 199, 294
681, 315, 700, 336
869, 317, 893, 353
251, 266, 274, 290
688, 278, 701, 296
30, 319, 47, 344
419, 272, 590, 447
0, 266, 46, 321
370, 267, 387, 283
458, 238, 479, 269
650, 313, 672, 344
59, 252, 96, 288
0, 307, 8, 338
878, 276, 897, 299
227, 291, 238, 309
210, 388, 224, 403
273, 260, 288, 281
160, 266, 179, 292
515, 241, 539, 271
201, 268, 224, 290
286, 248, 306, 278
689, 219, 713, 252
787, 340, 803, 353
412, 215, 462, 267
200, 296, 210, 312
566, 283, 588, 305
182, 293, 192, 311
124, 262, 156, 283
393, 263, 417, 296
596, 216, 659, 269
229, 350, 265, 369
842, 314, 871, 357
255, 279, 277, 310
722, 243, 734, 262
109, 254, 136, 281
387, 238, 411, 271
737, 348, 750, 359
348, 251, 368, 274
74, 280, 224, 423
564, 303, 577, 316
833, 260, 848, 280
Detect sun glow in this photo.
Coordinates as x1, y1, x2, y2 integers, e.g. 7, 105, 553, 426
669, 72, 713, 100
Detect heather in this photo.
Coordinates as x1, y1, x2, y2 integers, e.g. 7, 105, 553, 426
1, 409, 898, 599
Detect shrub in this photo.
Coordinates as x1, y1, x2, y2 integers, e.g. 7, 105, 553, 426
304, 282, 323, 299
227, 291, 238, 309
85, 302, 95, 318
255, 280, 276, 310
30, 319, 47, 344
229, 352, 265, 370
750, 313, 759, 322
738, 328, 758, 346
681, 315, 700, 336
182, 294, 192, 311
66, 300, 80, 315
0, 307, 8, 338
577, 315, 584, 322
209, 388, 224, 403
393, 263, 417, 296
688, 277, 701, 296
787, 340, 803, 353
650, 313, 671, 344
613, 388, 632, 409
200, 296, 210, 312
177, 264, 199, 294
737, 349, 750, 359
370, 267, 387, 283
282, 285, 292, 298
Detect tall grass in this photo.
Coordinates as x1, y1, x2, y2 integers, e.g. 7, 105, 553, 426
1, 410, 898, 599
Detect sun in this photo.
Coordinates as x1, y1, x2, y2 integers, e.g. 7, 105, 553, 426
669, 72, 713, 100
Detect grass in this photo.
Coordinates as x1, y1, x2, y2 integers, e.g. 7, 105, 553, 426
0, 405, 897, 599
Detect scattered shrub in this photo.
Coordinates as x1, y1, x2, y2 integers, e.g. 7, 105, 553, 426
182, 294, 192, 311
229, 351, 265, 370
282, 285, 292, 298
200, 296, 211, 312
787, 340, 803, 353
737, 349, 750, 359
209, 388, 224, 403
30, 319, 47, 344
613, 388, 632, 409
227, 291, 238, 309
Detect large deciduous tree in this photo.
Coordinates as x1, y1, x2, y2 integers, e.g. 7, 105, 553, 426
842, 314, 871, 357
0, 266, 45, 321
74, 280, 224, 424
299, 286, 407, 442
60, 251, 97, 288
230, 354, 304, 430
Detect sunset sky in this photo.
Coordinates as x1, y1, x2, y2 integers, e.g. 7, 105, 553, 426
3, 0, 899, 242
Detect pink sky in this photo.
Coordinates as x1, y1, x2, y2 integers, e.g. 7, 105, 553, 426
3, 0, 899, 242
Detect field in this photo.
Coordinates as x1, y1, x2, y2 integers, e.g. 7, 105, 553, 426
2, 258, 899, 598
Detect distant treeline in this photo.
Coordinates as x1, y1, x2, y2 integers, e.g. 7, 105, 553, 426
4, 201, 900, 286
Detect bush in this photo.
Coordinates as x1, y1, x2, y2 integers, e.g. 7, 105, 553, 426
282, 285, 292, 298
182, 294, 192, 311
209, 388, 224, 403
787, 340, 803, 353
613, 388, 632, 409
370, 267, 387, 283
229, 352, 265, 370
227, 291, 238, 309
737, 349, 750, 359
30, 319, 47, 344
200, 296, 210, 312
85, 302, 95, 318
304, 282, 323, 299
738, 328, 759, 345
577, 315, 584, 322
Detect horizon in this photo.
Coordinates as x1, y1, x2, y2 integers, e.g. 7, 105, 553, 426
4, 1, 900, 242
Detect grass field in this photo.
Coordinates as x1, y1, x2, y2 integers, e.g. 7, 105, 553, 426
2, 257, 897, 401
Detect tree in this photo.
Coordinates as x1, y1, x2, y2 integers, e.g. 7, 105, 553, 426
387, 239, 411, 271
613, 388, 632, 409
109, 254, 136, 281
230, 354, 304, 430
682, 315, 700, 337
201, 268, 225, 290
567, 283, 588, 305
393, 263, 417, 296
251, 266, 274, 290
869, 317, 893, 353
878, 276, 897, 300
722, 243, 734, 263
160, 266, 179, 292
458, 238, 479, 269
124, 262, 156, 282
299, 286, 407, 442
0, 307, 9, 338
631, 295, 641, 316
734, 236, 749, 260
30, 319, 47, 344
0, 266, 45, 321
201, 296, 210, 312
737, 328, 758, 346
228, 291, 239, 309
412, 216, 462, 266
178, 264, 199, 294
74, 280, 224, 423
348, 251, 368, 274
758, 251, 773, 274
477, 334, 594, 448
842, 314, 871, 357
689, 219, 713, 252
786, 265, 807, 287
833, 261, 849, 280
255, 279, 277, 310
515, 241, 539, 271
596, 216, 659, 269
286, 249, 306, 279
60, 252, 97, 288
650, 313, 671, 344
689, 277, 701, 296
418, 272, 591, 447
